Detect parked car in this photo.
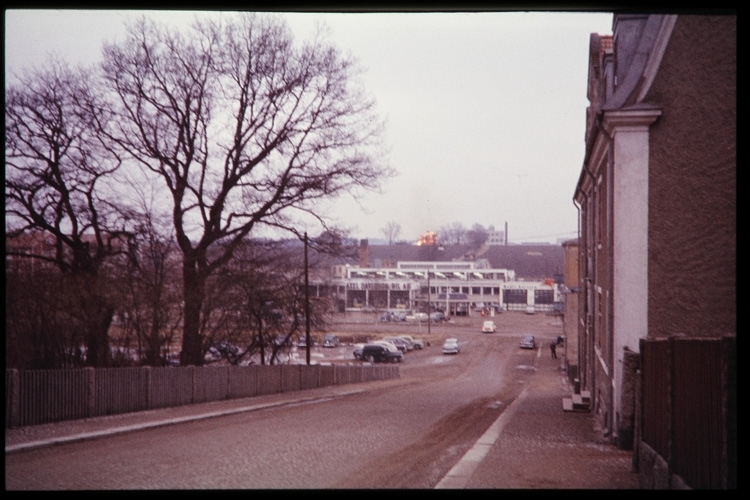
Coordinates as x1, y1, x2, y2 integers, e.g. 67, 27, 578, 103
398, 335, 425, 349
481, 320, 497, 333
380, 311, 407, 322
442, 338, 460, 355
525, 305, 536, 315
273, 335, 292, 347
296, 335, 315, 348
430, 311, 446, 323
322, 334, 339, 348
207, 341, 240, 359
372, 340, 400, 352
519, 334, 536, 349
352, 343, 366, 359
360, 343, 403, 363
391, 311, 408, 322
383, 337, 411, 352
410, 312, 429, 321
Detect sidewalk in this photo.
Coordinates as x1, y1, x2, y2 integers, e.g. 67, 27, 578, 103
439, 347, 640, 489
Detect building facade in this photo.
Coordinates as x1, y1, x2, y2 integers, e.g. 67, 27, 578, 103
574, 12, 735, 461
560, 239, 579, 382
324, 260, 561, 315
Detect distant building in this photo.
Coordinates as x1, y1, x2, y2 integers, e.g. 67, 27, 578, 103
486, 229, 506, 246
321, 259, 563, 315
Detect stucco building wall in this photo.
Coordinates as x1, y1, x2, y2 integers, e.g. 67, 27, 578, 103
645, 15, 736, 339
575, 14, 736, 450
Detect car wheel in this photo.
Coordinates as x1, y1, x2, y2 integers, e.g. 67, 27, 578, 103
366, 355, 375, 363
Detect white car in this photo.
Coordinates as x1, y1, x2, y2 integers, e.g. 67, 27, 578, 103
481, 320, 497, 333
399, 335, 424, 349
442, 338, 460, 355
398, 335, 425, 349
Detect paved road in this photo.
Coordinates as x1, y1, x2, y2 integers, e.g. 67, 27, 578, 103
5, 313, 639, 489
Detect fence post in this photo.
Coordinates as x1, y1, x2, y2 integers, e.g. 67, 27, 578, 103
191, 366, 197, 405
144, 366, 152, 410
85, 367, 95, 419
723, 335, 737, 489
7, 368, 20, 428
633, 368, 641, 473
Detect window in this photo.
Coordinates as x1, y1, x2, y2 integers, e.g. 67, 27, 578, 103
534, 289, 554, 304
503, 289, 527, 304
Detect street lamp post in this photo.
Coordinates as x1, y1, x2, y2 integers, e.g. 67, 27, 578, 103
427, 270, 431, 335
304, 232, 311, 365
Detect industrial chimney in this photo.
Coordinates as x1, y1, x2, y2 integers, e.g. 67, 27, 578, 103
359, 239, 369, 267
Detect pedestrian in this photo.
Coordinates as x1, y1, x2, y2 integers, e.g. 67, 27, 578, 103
550, 340, 557, 359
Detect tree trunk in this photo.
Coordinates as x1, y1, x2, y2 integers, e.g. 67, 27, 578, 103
181, 259, 206, 366
84, 301, 114, 367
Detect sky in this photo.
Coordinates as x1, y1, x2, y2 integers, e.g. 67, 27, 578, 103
5, 9, 614, 244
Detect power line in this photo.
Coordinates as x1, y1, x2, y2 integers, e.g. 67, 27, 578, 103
510, 230, 578, 241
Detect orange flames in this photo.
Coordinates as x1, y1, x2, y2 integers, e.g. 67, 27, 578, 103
415, 231, 438, 246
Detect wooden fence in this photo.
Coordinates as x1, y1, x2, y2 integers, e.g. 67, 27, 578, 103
5, 364, 399, 429
638, 336, 736, 489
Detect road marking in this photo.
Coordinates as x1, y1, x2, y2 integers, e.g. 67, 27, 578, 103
434, 387, 529, 489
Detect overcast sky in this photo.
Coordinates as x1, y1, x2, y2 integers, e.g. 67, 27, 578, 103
5, 9, 614, 244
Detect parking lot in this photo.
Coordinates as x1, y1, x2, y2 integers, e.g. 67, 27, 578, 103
303, 309, 566, 364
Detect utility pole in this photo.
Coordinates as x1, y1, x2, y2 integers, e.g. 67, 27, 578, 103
304, 232, 311, 365
427, 269, 431, 335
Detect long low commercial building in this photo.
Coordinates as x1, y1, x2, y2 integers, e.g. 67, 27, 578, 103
316, 260, 558, 315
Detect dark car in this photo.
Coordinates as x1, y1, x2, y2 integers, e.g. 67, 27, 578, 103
360, 343, 403, 363
519, 335, 536, 349
322, 334, 340, 348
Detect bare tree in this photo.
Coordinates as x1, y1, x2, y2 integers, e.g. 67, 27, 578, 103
380, 220, 402, 245
467, 223, 489, 248
210, 240, 331, 366
5, 267, 79, 369
5, 60, 134, 367
117, 209, 183, 366
439, 221, 467, 245
99, 14, 391, 365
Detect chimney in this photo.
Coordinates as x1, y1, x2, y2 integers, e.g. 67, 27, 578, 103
359, 239, 369, 267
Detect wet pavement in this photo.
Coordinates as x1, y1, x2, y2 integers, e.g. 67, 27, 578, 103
6, 344, 639, 489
